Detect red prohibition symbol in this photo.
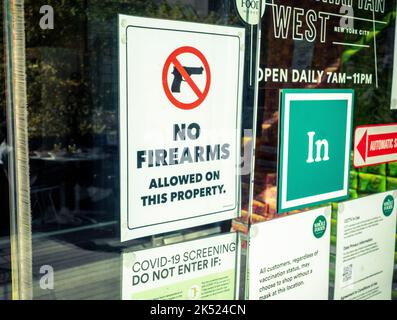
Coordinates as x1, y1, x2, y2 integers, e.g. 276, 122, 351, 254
162, 46, 211, 110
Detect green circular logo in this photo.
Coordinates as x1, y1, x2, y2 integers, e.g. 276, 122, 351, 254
236, 0, 266, 25
313, 215, 327, 239
382, 195, 394, 217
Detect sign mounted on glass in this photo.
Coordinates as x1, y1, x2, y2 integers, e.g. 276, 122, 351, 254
258, 1, 390, 90
235, 0, 266, 25
277, 89, 354, 213
249, 207, 331, 300
119, 15, 245, 241
354, 123, 397, 168
334, 192, 397, 300
122, 233, 238, 300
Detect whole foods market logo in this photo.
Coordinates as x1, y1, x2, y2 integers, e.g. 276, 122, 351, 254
188, 285, 201, 300
236, 0, 266, 25
382, 195, 394, 217
313, 215, 327, 239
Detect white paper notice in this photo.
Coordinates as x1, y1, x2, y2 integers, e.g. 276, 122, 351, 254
249, 207, 331, 300
334, 192, 397, 300
122, 233, 238, 300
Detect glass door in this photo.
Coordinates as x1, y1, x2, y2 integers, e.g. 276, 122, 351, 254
3, 0, 262, 300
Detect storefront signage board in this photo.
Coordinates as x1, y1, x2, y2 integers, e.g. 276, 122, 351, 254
119, 15, 245, 241
277, 89, 354, 213
354, 123, 397, 168
334, 192, 397, 300
122, 233, 238, 300
248, 207, 331, 300
258, 1, 391, 90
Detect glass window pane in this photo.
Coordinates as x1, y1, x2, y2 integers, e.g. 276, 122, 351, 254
2, 0, 260, 300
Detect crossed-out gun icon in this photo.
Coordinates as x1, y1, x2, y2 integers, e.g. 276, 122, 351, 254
171, 66, 204, 93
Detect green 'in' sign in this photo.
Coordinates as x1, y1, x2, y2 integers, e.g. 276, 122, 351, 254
277, 89, 354, 213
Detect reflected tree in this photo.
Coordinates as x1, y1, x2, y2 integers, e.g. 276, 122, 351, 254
23, 0, 235, 150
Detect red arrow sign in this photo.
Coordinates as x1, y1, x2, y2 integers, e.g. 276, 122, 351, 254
357, 129, 367, 162
354, 124, 397, 168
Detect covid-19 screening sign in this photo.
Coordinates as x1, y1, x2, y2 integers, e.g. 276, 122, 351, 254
119, 15, 245, 241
